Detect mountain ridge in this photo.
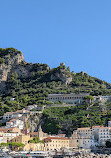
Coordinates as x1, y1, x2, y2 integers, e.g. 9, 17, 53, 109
0, 48, 111, 116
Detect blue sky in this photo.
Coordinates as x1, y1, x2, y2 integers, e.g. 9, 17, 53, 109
0, 0, 111, 82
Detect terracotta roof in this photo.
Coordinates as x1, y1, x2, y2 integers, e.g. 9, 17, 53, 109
0, 128, 8, 132
99, 127, 111, 129
77, 127, 91, 130
0, 127, 15, 132
8, 119, 17, 123
92, 126, 104, 128
45, 137, 69, 140
13, 110, 23, 114
5, 112, 13, 114
92, 126, 111, 129
16, 110, 23, 112
12, 135, 20, 140
29, 132, 38, 134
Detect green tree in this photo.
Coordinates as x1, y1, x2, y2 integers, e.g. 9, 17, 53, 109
106, 141, 111, 148
84, 95, 94, 104
67, 66, 70, 71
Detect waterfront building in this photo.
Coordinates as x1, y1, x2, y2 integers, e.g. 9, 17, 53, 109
24, 142, 45, 151
70, 130, 96, 149
98, 126, 111, 145
44, 136, 69, 151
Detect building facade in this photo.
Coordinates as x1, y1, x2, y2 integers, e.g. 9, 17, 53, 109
48, 93, 89, 104
6, 119, 24, 129
44, 137, 69, 151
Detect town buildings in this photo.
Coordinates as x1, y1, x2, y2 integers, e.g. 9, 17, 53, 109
0, 128, 20, 142
1, 98, 111, 152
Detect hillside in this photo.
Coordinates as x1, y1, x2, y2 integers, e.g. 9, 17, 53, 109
0, 48, 111, 116
0, 48, 111, 134
42, 102, 111, 135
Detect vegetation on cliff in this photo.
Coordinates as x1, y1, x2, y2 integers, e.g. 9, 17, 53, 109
0, 48, 111, 134
42, 102, 111, 135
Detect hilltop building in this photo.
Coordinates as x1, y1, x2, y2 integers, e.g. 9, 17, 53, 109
94, 96, 111, 103
48, 93, 89, 104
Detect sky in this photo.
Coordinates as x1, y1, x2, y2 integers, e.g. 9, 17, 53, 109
0, 0, 111, 82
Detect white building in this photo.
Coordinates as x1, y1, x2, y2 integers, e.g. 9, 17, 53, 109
94, 96, 111, 103
108, 121, 111, 127
3, 109, 29, 120
98, 127, 111, 146
77, 127, 92, 137
82, 136, 96, 149
25, 105, 38, 111
70, 130, 97, 149
10, 98, 15, 101
92, 126, 101, 143
6, 119, 24, 129
0, 136, 7, 143
48, 93, 89, 104
0, 131, 19, 142
77, 127, 97, 148
3, 112, 13, 120
3, 111, 22, 120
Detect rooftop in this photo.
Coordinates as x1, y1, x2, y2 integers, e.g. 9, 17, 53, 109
29, 132, 38, 135
77, 127, 91, 130
48, 93, 89, 96
45, 137, 69, 140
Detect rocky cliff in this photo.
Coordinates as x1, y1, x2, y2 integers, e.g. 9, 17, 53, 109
0, 48, 111, 117
0, 48, 73, 94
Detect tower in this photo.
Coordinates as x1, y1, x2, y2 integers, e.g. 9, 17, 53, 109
38, 125, 44, 140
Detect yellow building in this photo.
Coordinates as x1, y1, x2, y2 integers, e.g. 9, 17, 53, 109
44, 137, 69, 151
24, 143, 45, 151
0, 128, 21, 142
0, 127, 21, 134
11, 135, 32, 145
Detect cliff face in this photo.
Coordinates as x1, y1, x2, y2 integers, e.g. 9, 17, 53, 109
0, 51, 24, 83
0, 48, 50, 93
0, 48, 72, 94
50, 69, 72, 84
0, 50, 24, 93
